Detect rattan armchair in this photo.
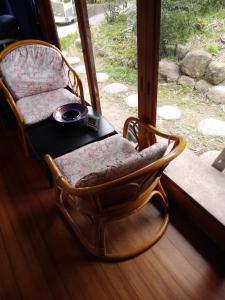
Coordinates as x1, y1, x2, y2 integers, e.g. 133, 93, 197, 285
0, 39, 85, 154
45, 117, 186, 260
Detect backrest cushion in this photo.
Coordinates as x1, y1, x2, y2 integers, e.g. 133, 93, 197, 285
76, 142, 167, 188
0, 44, 68, 99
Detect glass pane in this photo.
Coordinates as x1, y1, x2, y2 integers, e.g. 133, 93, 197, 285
90, 0, 137, 133
158, 0, 225, 167
51, 0, 137, 133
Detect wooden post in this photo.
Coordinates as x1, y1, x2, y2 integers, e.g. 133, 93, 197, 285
137, 0, 161, 126
74, 1, 101, 113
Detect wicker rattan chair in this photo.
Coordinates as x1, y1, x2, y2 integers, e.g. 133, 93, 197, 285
0, 39, 85, 154
45, 117, 186, 260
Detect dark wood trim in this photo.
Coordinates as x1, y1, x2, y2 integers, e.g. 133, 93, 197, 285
137, 0, 161, 126
74, 1, 101, 113
161, 174, 225, 251
36, 0, 61, 49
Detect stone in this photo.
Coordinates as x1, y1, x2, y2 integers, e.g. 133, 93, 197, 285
178, 75, 195, 88
75, 65, 86, 74
176, 44, 191, 60
198, 118, 225, 136
67, 56, 80, 66
75, 38, 82, 49
165, 44, 176, 57
195, 80, 212, 94
103, 83, 128, 94
200, 150, 221, 166
180, 50, 212, 78
159, 59, 180, 82
205, 61, 225, 85
157, 105, 182, 120
95, 46, 106, 57
207, 86, 225, 104
96, 72, 109, 83
125, 94, 138, 108
215, 49, 225, 63
62, 50, 68, 57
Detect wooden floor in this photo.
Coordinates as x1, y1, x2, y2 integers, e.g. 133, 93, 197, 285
0, 124, 225, 300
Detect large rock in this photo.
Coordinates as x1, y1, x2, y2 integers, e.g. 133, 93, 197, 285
176, 44, 191, 60
178, 75, 195, 88
207, 85, 225, 104
215, 49, 225, 63
159, 59, 180, 82
195, 80, 212, 94
180, 50, 212, 78
205, 61, 225, 85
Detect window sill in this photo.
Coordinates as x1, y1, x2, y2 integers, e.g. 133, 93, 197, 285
162, 148, 225, 250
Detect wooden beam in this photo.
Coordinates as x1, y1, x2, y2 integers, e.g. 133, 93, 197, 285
74, 1, 101, 113
137, 0, 161, 125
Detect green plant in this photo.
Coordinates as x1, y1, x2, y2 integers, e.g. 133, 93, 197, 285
60, 32, 78, 51
104, 0, 128, 23
207, 43, 220, 55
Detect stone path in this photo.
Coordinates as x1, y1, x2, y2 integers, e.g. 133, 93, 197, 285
67, 56, 80, 66
75, 64, 86, 74
198, 118, 225, 136
96, 72, 109, 83
125, 94, 138, 107
157, 105, 182, 120
63, 52, 225, 146
103, 83, 128, 94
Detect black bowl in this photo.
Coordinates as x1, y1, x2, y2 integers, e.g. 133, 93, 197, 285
53, 103, 88, 124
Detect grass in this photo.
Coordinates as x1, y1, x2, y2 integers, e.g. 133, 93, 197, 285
60, 32, 78, 53
58, 2, 225, 154
96, 57, 137, 85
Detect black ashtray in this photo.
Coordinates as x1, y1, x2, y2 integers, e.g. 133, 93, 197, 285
53, 103, 88, 124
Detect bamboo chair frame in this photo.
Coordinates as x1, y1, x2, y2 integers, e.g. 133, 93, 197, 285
0, 39, 85, 155
45, 117, 186, 261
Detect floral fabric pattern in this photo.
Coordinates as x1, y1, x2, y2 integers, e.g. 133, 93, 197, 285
55, 135, 137, 186
54, 135, 167, 187
17, 88, 81, 125
0, 45, 68, 99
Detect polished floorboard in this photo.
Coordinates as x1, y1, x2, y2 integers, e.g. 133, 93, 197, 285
0, 124, 225, 300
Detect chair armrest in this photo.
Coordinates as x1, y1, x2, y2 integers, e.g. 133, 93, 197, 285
62, 57, 86, 106
123, 116, 186, 162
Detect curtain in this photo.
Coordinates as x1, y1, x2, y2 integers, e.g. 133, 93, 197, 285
0, 0, 41, 39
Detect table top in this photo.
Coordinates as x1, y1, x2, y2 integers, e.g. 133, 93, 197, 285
26, 106, 116, 160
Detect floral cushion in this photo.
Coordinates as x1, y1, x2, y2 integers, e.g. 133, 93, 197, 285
54, 135, 167, 188
16, 88, 81, 125
0, 44, 68, 99
76, 142, 167, 187
54, 135, 138, 186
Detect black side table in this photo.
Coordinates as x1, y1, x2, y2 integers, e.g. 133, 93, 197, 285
26, 106, 116, 160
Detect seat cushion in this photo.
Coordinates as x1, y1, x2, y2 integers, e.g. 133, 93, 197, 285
54, 135, 167, 187
54, 135, 138, 186
0, 44, 68, 99
76, 142, 167, 187
16, 88, 81, 125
